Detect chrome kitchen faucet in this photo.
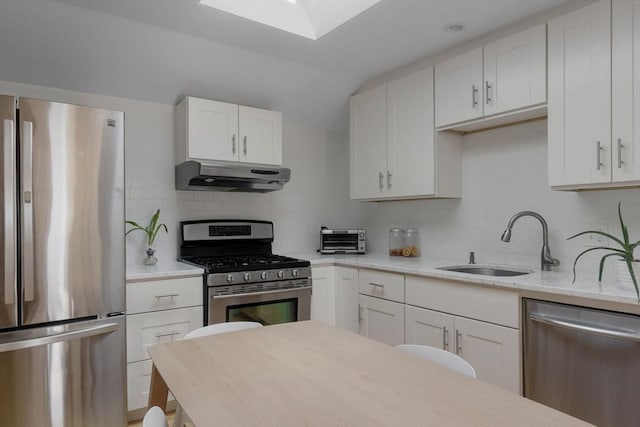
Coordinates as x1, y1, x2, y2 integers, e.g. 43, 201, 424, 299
500, 211, 560, 271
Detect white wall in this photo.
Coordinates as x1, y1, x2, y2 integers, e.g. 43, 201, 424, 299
360, 120, 640, 282
0, 80, 358, 267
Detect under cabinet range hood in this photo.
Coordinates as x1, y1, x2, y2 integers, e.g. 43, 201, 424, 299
176, 161, 291, 192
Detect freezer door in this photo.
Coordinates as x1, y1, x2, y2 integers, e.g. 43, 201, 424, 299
19, 98, 125, 325
0, 316, 127, 426
0, 95, 17, 329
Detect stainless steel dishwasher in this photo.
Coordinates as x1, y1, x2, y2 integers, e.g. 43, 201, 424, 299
524, 299, 640, 427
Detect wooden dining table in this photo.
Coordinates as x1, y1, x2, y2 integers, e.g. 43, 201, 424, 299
147, 320, 592, 427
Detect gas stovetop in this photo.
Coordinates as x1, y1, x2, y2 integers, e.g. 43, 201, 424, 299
184, 254, 310, 274
178, 220, 311, 287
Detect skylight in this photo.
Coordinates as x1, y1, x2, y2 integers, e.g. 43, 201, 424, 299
199, 0, 381, 40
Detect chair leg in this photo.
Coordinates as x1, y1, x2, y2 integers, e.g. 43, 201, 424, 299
172, 405, 194, 427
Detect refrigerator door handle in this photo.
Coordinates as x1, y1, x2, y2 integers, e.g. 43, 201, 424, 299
0, 322, 119, 353
21, 121, 35, 302
3, 119, 16, 304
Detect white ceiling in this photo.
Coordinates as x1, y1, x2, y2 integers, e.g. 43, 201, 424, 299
0, 0, 571, 131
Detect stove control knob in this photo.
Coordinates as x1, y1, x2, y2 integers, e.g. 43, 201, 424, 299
277, 271, 285, 279
261, 271, 268, 280
292, 269, 299, 277
226, 274, 234, 283
243, 273, 251, 282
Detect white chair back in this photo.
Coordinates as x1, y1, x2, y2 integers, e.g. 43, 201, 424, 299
395, 344, 477, 378
143, 406, 168, 427
184, 321, 263, 340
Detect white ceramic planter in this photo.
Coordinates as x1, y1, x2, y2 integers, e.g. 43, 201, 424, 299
615, 260, 640, 292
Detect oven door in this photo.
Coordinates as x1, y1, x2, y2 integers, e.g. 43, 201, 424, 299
208, 286, 311, 325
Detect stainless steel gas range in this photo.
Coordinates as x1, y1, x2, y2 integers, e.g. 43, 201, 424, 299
178, 220, 312, 325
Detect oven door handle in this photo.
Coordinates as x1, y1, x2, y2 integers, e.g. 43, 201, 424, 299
211, 286, 312, 300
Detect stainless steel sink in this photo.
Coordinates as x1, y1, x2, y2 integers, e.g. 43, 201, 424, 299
436, 265, 533, 277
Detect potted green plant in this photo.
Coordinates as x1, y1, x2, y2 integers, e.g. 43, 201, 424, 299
126, 209, 168, 265
568, 203, 640, 300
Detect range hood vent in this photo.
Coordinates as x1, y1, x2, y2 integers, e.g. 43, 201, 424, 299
175, 161, 291, 192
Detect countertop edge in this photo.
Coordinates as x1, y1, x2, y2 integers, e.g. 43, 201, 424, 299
294, 254, 640, 314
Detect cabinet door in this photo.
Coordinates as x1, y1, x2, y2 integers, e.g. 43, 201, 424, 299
238, 106, 283, 165
405, 305, 455, 352
612, 0, 640, 182
350, 85, 388, 199
435, 47, 483, 127
387, 68, 436, 198
548, 1, 611, 187
187, 97, 238, 162
335, 267, 359, 333
358, 295, 404, 346
310, 266, 336, 326
454, 316, 520, 394
483, 24, 547, 116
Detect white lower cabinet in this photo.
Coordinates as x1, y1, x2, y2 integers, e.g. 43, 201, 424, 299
405, 275, 521, 394
311, 266, 359, 332
358, 294, 405, 346
405, 305, 520, 393
126, 276, 204, 416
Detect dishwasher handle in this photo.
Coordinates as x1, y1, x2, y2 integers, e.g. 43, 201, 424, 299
529, 312, 640, 343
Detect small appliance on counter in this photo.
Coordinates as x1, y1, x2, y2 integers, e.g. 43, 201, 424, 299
319, 226, 366, 254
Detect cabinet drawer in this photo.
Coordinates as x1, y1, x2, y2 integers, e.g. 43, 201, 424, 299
127, 360, 175, 412
358, 269, 404, 303
126, 277, 202, 314
127, 306, 202, 363
405, 276, 519, 328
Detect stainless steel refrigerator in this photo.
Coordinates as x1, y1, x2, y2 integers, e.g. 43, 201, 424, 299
0, 95, 126, 426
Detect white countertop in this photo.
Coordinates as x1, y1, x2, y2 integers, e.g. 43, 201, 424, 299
289, 252, 640, 312
126, 261, 204, 282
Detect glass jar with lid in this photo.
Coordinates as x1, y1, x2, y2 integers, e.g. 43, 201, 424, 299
389, 228, 405, 256
403, 228, 420, 257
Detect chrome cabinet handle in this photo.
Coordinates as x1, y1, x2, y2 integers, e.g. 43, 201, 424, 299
472, 85, 478, 108
358, 304, 363, 323
3, 119, 16, 304
378, 172, 384, 190
232, 134, 236, 154
154, 293, 179, 299
155, 330, 180, 339
596, 141, 603, 170
243, 136, 247, 155
387, 171, 392, 189
485, 81, 492, 104
455, 330, 462, 355
0, 322, 118, 353
530, 312, 640, 342
443, 326, 449, 350
369, 282, 384, 288
22, 121, 35, 302
617, 138, 624, 169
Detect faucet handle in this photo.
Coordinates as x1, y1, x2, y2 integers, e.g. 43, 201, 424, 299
468, 251, 476, 265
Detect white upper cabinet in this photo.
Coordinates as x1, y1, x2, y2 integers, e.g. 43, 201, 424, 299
435, 47, 484, 127
612, 0, 640, 182
435, 24, 547, 129
549, 0, 640, 189
349, 85, 388, 199
387, 68, 436, 198
239, 106, 283, 166
176, 96, 283, 166
483, 23, 547, 116
350, 68, 462, 201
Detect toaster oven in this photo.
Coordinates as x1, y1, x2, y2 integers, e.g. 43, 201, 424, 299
320, 228, 366, 254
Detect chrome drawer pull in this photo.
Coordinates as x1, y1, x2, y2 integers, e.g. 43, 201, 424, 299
369, 282, 384, 288
154, 293, 179, 299
155, 330, 180, 339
